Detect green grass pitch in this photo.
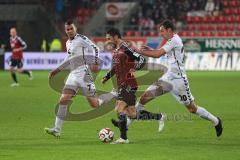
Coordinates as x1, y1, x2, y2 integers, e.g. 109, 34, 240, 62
0, 70, 240, 160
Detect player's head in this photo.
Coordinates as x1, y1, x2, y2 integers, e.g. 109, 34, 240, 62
65, 20, 77, 39
106, 28, 122, 44
10, 27, 17, 37
159, 20, 175, 40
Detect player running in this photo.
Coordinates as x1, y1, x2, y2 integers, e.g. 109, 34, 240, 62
135, 20, 223, 137
102, 28, 163, 144
45, 20, 116, 138
9, 27, 32, 87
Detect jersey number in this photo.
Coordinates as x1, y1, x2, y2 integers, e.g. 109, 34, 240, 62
179, 95, 187, 101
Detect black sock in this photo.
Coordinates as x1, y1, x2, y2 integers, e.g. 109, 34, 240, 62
11, 72, 18, 83
138, 110, 162, 120
118, 112, 127, 140
22, 70, 30, 77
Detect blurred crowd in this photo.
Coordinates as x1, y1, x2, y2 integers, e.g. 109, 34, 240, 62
128, 0, 223, 32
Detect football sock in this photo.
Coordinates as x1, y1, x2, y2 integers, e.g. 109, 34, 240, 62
54, 104, 68, 132
126, 116, 133, 127
135, 102, 145, 112
138, 110, 162, 120
118, 112, 127, 140
11, 72, 18, 83
22, 70, 30, 77
196, 106, 219, 126
98, 92, 116, 106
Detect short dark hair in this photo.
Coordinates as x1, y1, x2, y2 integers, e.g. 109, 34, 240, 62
106, 28, 121, 38
65, 19, 74, 25
161, 20, 175, 31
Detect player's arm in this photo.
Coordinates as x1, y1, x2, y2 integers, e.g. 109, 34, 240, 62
15, 37, 27, 52
49, 55, 70, 79
120, 42, 146, 70
139, 39, 174, 58
102, 67, 115, 84
82, 36, 100, 72
139, 48, 166, 58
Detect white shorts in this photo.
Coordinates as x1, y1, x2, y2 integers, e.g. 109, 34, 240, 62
64, 67, 96, 97
146, 73, 194, 106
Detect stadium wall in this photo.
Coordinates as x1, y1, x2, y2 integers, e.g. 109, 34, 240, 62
3, 52, 240, 71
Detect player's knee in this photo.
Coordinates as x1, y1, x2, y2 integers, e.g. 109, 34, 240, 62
186, 102, 197, 113
128, 110, 137, 119
59, 94, 73, 105
140, 92, 153, 104
10, 68, 15, 73
88, 99, 99, 108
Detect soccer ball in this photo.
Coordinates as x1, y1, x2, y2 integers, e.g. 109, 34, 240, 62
98, 128, 114, 143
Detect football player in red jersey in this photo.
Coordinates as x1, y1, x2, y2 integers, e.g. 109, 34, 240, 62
9, 27, 32, 87
102, 28, 163, 144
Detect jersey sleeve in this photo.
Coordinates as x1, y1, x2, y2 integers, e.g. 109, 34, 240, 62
17, 37, 27, 50
162, 39, 174, 53
120, 42, 146, 70
81, 36, 100, 65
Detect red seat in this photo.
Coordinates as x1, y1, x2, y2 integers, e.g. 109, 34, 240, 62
77, 16, 85, 24
83, 9, 91, 16
216, 16, 225, 23
224, 8, 231, 15
186, 16, 193, 23
134, 31, 141, 37
193, 16, 202, 23
231, 0, 237, 6
227, 24, 234, 30
125, 31, 135, 37
77, 9, 84, 16
235, 16, 240, 22
223, 1, 228, 7
207, 24, 215, 30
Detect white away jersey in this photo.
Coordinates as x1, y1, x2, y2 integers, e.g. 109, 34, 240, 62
60, 34, 99, 72
162, 34, 186, 77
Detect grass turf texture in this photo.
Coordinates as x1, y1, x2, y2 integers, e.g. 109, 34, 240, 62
0, 70, 239, 160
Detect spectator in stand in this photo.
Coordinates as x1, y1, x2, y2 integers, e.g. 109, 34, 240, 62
205, 0, 215, 15
213, 0, 223, 16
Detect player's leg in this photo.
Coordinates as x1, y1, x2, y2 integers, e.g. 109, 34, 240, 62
133, 80, 172, 131
86, 90, 117, 108
45, 88, 75, 138
10, 66, 19, 86
186, 101, 223, 137
111, 100, 129, 144
171, 77, 223, 137
16, 60, 33, 80
9, 59, 19, 86
135, 80, 172, 111
45, 72, 78, 138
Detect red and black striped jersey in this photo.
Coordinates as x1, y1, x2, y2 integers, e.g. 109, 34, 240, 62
10, 36, 27, 59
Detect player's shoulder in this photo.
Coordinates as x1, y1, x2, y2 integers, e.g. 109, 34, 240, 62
168, 34, 183, 45
16, 36, 23, 41
76, 34, 90, 42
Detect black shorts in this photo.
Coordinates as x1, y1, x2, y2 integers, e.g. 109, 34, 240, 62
9, 58, 23, 68
117, 86, 137, 106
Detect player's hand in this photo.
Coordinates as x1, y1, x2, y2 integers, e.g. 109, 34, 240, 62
101, 77, 108, 84
140, 45, 153, 51
13, 48, 21, 52
129, 68, 136, 76
49, 69, 60, 79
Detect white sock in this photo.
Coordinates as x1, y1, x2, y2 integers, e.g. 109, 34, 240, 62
135, 102, 145, 112
54, 117, 63, 132
196, 106, 219, 126
126, 116, 133, 128
98, 91, 117, 106
54, 104, 68, 132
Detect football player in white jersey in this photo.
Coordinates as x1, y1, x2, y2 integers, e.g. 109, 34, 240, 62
45, 20, 116, 138
135, 20, 223, 137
